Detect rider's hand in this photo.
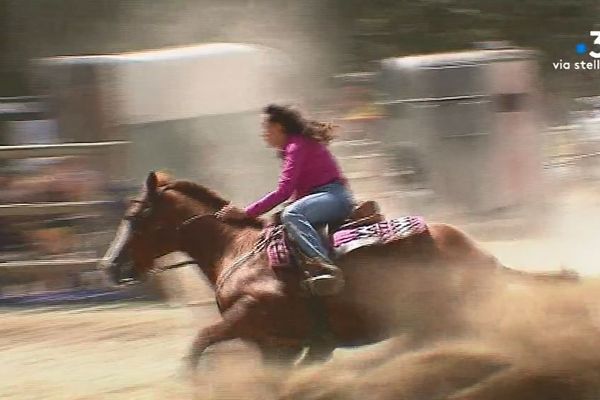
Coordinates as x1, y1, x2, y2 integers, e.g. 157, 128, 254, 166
216, 204, 248, 221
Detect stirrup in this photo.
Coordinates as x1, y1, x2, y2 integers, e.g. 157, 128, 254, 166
301, 273, 345, 296
294, 250, 345, 296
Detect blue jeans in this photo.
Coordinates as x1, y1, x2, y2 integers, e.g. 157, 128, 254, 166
281, 181, 354, 263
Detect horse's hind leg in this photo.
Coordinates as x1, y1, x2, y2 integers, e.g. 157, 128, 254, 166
295, 335, 336, 366
185, 295, 258, 370
258, 343, 304, 367
294, 295, 336, 366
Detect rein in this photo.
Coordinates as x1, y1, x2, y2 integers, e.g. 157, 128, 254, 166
136, 190, 272, 309
148, 259, 197, 275
214, 232, 270, 294
178, 212, 271, 293
122, 187, 273, 306
144, 213, 218, 274
179, 214, 209, 229
142, 212, 218, 275
154, 211, 269, 303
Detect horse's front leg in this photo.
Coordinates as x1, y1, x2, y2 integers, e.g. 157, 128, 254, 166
184, 295, 257, 370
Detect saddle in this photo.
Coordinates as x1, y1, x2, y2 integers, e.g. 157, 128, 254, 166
331, 200, 384, 233
270, 200, 384, 234
266, 202, 427, 268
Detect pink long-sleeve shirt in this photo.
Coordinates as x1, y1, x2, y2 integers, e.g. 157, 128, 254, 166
244, 135, 345, 217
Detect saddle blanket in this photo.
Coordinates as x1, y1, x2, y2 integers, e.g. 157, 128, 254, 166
265, 216, 428, 268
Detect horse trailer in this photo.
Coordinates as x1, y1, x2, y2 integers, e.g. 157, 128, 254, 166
33, 43, 294, 205
377, 48, 544, 214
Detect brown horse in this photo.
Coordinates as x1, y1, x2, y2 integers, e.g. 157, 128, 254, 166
100, 172, 576, 369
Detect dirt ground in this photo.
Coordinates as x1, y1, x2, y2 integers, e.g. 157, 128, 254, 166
2, 183, 600, 400
0, 304, 208, 400
482, 183, 600, 277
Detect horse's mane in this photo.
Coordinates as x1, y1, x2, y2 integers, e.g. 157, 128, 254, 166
165, 180, 229, 210
161, 177, 264, 229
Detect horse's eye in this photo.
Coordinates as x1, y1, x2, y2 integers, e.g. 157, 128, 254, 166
139, 209, 152, 219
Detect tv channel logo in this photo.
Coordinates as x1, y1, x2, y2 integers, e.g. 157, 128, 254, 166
577, 31, 600, 58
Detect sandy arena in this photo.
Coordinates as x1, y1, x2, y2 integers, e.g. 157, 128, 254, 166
2, 183, 600, 400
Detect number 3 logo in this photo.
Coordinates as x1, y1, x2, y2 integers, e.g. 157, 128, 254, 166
590, 31, 600, 58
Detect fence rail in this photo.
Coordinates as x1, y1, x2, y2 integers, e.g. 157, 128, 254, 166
0, 201, 114, 217
0, 141, 129, 160
0, 258, 100, 271
0, 140, 130, 299
544, 151, 600, 168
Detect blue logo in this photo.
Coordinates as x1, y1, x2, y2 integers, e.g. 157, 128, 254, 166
554, 33, 600, 70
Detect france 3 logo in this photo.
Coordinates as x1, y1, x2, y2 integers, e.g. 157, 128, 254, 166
554, 32, 600, 70
576, 31, 600, 58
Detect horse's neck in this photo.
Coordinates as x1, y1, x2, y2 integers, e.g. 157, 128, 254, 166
191, 225, 263, 286
174, 198, 263, 285
218, 225, 263, 267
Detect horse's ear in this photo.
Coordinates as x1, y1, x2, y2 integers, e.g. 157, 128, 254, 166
146, 171, 158, 198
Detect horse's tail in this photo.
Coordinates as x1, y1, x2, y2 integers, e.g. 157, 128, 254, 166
496, 262, 579, 283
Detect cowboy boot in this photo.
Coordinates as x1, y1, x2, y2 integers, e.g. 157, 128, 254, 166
301, 257, 345, 296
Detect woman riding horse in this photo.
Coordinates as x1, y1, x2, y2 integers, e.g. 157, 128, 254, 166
216, 104, 354, 296
102, 171, 578, 370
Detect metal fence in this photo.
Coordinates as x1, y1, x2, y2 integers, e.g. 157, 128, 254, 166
0, 141, 131, 300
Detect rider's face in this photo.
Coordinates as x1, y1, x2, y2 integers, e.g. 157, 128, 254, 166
262, 118, 287, 149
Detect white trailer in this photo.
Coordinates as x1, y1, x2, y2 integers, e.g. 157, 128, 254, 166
34, 43, 293, 203
378, 48, 544, 214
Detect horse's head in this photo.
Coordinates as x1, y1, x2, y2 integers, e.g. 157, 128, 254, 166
99, 171, 246, 285
99, 171, 183, 285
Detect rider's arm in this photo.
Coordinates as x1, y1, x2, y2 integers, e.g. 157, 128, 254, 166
245, 139, 306, 218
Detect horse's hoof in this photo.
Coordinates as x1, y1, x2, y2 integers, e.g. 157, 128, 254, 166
178, 355, 199, 380
294, 348, 334, 367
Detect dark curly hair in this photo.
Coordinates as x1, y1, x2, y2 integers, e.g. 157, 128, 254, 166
263, 104, 337, 144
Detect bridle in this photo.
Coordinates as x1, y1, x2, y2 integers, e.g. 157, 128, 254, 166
129, 193, 264, 288
124, 191, 203, 275
178, 214, 212, 230
145, 213, 218, 275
